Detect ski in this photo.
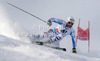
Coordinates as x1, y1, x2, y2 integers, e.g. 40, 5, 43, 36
35, 42, 66, 51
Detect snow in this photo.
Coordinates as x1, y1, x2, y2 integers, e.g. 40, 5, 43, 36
0, 0, 100, 61
0, 35, 100, 61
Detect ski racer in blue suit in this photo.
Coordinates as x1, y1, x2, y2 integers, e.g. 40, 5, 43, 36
29, 16, 77, 53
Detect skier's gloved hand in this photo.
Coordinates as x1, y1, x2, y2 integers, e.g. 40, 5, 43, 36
47, 20, 52, 26
72, 48, 77, 54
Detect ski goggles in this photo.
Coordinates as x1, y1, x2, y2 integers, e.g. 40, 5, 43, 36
67, 22, 74, 25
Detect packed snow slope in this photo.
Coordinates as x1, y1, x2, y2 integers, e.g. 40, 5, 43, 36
0, 35, 100, 61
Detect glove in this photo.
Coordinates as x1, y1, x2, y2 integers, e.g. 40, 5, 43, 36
47, 20, 52, 26
72, 48, 77, 54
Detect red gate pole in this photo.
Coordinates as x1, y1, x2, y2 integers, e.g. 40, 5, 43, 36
88, 21, 90, 52
76, 19, 80, 47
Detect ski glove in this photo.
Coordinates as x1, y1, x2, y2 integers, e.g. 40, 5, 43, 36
72, 48, 77, 54
47, 20, 52, 26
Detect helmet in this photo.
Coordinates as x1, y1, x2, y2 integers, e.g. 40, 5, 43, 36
67, 16, 75, 24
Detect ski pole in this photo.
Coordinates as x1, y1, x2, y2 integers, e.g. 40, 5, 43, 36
7, 2, 47, 23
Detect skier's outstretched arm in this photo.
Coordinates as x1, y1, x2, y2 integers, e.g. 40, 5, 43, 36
70, 31, 76, 49
47, 18, 66, 26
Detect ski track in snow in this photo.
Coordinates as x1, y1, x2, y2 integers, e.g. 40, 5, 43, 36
0, 35, 100, 61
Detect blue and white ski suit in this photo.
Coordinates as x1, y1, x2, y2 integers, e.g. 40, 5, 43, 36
29, 18, 76, 48
46, 18, 76, 48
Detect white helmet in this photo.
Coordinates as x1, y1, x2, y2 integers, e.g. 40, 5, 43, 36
67, 16, 75, 24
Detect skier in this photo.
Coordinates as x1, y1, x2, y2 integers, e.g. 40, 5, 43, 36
28, 16, 77, 53
7, 2, 77, 53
